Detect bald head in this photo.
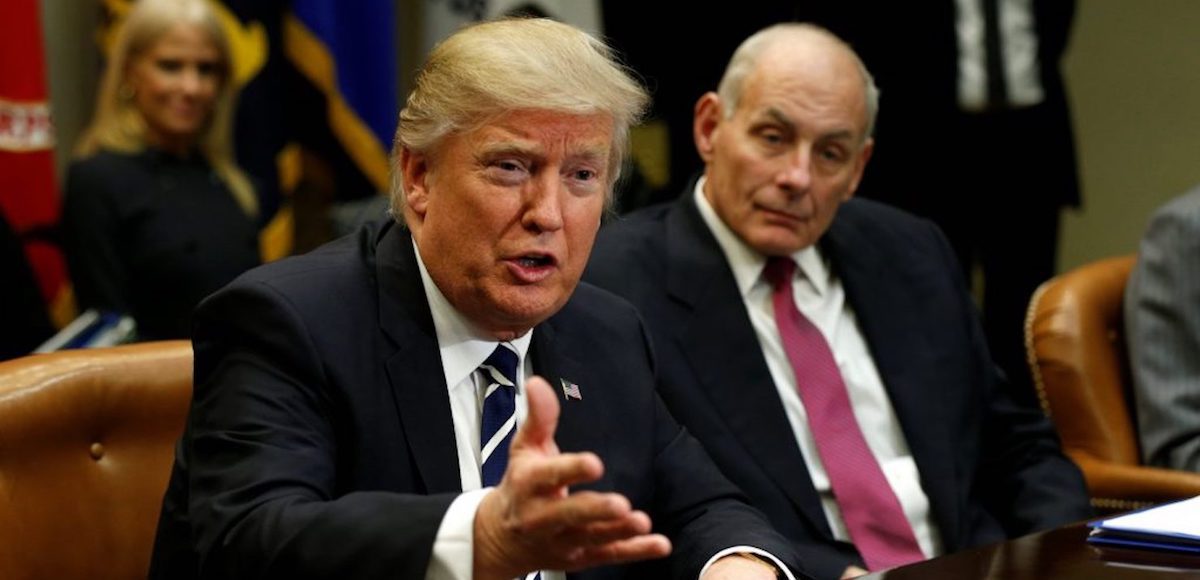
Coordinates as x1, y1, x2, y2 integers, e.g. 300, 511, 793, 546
717, 24, 878, 142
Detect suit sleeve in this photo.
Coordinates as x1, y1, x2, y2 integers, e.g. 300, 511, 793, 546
625, 315, 810, 580
1126, 200, 1200, 470
647, 394, 812, 580
183, 280, 457, 579
61, 159, 132, 314
921, 220, 1092, 533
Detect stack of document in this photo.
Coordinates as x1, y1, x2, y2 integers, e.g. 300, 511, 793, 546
33, 309, 136, 353
1088, 496, 1200, 554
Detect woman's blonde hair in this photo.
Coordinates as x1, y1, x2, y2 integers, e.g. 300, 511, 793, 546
391, 17, 648, 215
76, 0, 256, 216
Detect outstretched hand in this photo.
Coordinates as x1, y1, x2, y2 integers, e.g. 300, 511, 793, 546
472, 376, 672, 579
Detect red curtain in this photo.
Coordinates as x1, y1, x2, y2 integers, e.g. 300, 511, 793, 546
0, 0, 67, 312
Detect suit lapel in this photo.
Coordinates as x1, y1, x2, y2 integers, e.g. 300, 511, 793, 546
375, 224, 462, 494
529, 318, 611, 491
666, 195, 833, 536
822, 207, 959, 535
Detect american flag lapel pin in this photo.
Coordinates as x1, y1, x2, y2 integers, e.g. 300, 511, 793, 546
560, 378, 582, 400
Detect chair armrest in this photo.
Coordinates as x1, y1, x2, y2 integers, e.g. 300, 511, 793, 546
1073, 454, 1200, 505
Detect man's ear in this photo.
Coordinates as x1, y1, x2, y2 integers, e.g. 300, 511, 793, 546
844, 137, 875, 201
400, 147, 431, 218
693, 92, 723, 164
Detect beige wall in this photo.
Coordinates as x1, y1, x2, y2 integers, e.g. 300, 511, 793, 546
1060, 0, 1200, 270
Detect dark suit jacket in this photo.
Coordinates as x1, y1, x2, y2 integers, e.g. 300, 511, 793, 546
149, 219, 804, 579
585, 192, 1091, 579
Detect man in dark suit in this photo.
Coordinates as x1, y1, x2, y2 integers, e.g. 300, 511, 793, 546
586, 24, 1090, 580
149, 19, 802, 580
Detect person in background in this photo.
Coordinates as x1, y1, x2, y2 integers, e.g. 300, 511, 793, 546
149, 18, 805, 580
586, 23, 1090, 579
1125, 185, 1200, 472
63, 0, 259, 340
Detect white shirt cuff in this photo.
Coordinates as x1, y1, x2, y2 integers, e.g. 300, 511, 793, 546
699, 546, 797, 580
426, 488, 492, 580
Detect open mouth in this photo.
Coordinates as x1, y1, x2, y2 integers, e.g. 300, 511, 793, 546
506, 253, 558, 283
516, 254, 555, 268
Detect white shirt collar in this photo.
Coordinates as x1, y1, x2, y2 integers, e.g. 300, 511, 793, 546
412, 239, 533, 391
692, 176, 832, 297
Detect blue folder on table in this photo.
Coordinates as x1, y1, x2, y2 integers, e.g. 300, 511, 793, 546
1088, 496, 1200, 555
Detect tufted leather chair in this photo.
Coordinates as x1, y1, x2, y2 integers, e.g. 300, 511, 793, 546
1025, 255, 1200, 513
0, 341, 192, 580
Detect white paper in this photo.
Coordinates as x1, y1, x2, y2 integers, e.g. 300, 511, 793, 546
1098, 496, 1200, 540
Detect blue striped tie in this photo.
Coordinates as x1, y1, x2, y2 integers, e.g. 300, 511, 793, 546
480, 344, 519, 487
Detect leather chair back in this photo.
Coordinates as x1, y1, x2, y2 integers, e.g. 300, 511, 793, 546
0, 341, 191, 580
1027, 256, 1200, 511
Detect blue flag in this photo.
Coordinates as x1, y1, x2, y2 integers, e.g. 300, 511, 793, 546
287, 0, 397, 194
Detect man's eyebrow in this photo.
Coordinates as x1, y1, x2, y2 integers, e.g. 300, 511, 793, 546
821, 129, 857, 142
568, 146, 610, 165
477, 142, 542, 159
759, 108, 860, 143
762, 108, 796, 132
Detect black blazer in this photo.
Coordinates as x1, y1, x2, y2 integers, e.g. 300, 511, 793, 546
585, 191, 1091, 579
149, 220, 805, 579
61, 149, 259, 339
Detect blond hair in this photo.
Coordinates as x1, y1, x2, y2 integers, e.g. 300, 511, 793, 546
718, 23, 880, 142
76, 0, 256, 216
390, 17, 648, 216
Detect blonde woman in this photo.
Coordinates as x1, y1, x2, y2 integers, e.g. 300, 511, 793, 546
63, 0, 259, 340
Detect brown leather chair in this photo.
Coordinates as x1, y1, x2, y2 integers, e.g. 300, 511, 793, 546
1026, 255, 1200, 513
0, 341, 191, 580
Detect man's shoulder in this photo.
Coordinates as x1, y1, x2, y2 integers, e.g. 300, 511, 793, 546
1149, 186, 1200, 229
838, 197, 932, 232
830, 198, 946, 254
589, 199, 682, 281
596, 201, 676, 248
220, 221, 386, 309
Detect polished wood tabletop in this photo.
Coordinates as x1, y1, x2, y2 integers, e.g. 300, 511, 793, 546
860, 523, 1200, 579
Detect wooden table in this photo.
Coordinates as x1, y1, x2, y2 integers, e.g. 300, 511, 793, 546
860, 523, 1200, 579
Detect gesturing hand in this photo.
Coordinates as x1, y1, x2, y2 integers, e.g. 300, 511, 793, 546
472, 376, 672, 580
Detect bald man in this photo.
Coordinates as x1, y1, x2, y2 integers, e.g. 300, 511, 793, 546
586, 24, 1090, 579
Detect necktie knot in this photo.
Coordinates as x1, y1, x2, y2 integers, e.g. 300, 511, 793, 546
763, 256, 797, 291
482, 344, 519, 385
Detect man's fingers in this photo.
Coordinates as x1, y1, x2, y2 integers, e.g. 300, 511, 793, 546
512, 376, 560, 452
509, 450, 604, 495
518, 490, 633, 531
562, 534, 673, 571
556, 509, 654, 547
533, 451, 604, 493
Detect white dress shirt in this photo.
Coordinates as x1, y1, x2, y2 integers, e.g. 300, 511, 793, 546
955, 0, 1044, 110
414, 240, 794, 580
694, 179, 944, 559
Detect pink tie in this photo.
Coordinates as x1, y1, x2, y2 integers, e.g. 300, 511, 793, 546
764, 257, 925, 571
